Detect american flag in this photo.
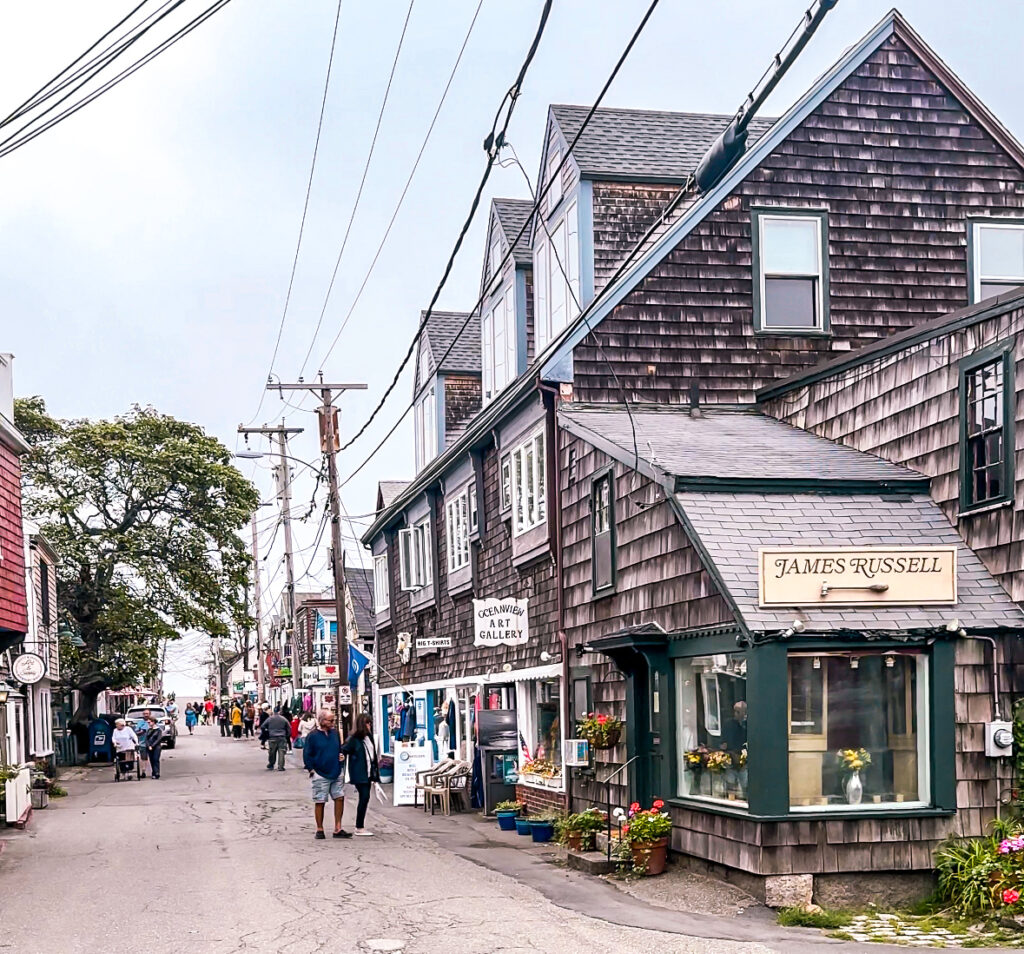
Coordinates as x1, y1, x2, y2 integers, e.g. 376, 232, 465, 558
519, 730, 532, 762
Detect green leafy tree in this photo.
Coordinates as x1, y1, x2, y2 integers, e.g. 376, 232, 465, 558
14, 398, 259, 723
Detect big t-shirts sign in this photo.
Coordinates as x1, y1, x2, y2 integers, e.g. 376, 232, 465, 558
473, 598, 529, 647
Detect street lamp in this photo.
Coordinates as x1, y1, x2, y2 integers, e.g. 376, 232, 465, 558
0, 680, 10, 704
58, 621, 86, 648
232, 450, 323, 477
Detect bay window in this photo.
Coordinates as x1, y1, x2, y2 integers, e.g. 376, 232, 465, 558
753, 209, 828, 332
398, 516, 432, 591
446, 487, 471, 572
510, 430, 546, 536
373, 554, 389, 613
534, 200, 580, 352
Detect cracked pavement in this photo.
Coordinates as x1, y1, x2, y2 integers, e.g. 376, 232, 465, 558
0, 727, 877, 953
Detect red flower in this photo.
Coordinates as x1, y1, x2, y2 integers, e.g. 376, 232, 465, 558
1004, 888, 1021, 905
622, 823, 629, 834
629, 801, 640, 812
596, 714, 608, 724
652, 799, 665, 810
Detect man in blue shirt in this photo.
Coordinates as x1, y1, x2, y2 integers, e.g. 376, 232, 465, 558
302, 708, 352, 840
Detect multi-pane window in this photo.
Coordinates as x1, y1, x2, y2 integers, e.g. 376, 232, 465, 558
591, 472, 615, 593
500, 453, 512, 513
755, 212, 826, 331
962, 352, 1013, 509
446, 488, 471, 572
534, 200, 580, 352
398, 516, 432, 591
482, 291, 517, 403
414, 385, 437, 472
972, 222, 1024, 302
546, 147, 563, 212
489, 236, 503, 287
469, 483, 478, 534
510, 431, 546, 536
373, 554, 389, 613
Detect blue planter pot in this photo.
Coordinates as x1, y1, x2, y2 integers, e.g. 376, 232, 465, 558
515, 817, 532, 836
379, 770, 393, 785
496, 811, 519, 831
530, 821, 555, 843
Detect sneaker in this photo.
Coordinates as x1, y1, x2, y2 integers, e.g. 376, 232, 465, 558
315, 830, 326, 840
354, 830, 374, 837
277, 767, 285, 772
333, 830, 353, 839
266, 765, 274, 771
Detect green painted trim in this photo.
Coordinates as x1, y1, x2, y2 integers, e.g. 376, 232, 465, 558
958, 341, 1016, 514
930, 639, 957, 812
667, 634, 740, 658
751, 207, 831, 336
674, 476, 930, 495
746, 641, 789, 816
590, 464, 617, 598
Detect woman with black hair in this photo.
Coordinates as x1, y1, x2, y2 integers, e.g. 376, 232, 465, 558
341, 713, 380, 836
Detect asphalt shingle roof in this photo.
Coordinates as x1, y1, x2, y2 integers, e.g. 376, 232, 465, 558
558, 405, 923, 483
378, 481, 409, 509
678, 492, 1024, 633
420, 310, 480, 376
492, 198, 534, 266
550, 105, 776, 180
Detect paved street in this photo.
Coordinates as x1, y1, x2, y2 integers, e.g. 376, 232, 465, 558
0, 727, 786, 954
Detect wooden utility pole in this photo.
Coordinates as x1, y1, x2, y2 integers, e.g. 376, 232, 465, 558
250, 515, 266, 701
266, 378, 366, 733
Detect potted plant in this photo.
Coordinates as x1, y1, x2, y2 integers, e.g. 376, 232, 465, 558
30, 770, 49, 810
704, 749, 732, 798
837, 748, 871, 805
529, 812, 560, 843
378, 755, 394, 785
495, 799, 525, 831
557, 807, 607, 852
622, 799, 672, 875
576, 712, 623, 750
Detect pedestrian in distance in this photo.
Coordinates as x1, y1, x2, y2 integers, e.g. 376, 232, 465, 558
231, 703, 243, 739
257, 703, 271, 749
134, 708, 152, 777
143, 717, 164, 779
204, 698, 214, 725
185, 705, 197, 735
341, 713, 380, 836
264, 709, 291, 771
296, 710, 315, 749
217, 705, 230, 737
302, 708, 352, 840
243, 701, 255, 738
290, 712, 300, 744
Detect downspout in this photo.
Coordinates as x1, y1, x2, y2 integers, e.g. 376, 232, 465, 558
539, 380, 572, 813
959, 630, 1003, 816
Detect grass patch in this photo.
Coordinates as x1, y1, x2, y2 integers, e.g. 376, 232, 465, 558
777, 907, 853, 929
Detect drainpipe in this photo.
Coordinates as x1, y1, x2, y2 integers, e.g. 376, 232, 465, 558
958, 630, 1004, 817
539, 381, 572, 814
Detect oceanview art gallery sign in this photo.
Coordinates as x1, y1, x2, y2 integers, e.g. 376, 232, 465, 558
758, 546, 957, 606
473, 597, 529, 647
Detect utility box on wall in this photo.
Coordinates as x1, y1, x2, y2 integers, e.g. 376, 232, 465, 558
985, 721, 1013, 757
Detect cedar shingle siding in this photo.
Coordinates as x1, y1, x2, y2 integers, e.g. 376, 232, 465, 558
0, 444, 27, 636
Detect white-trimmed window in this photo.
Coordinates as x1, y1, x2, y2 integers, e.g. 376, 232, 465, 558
414, 385, 437, 472
446, 488, 471, 572
534, 200, 580, 353
500, 453, 512, 513
546, 147, 563, 213
489, 235, 503, 288
373, 554, 390, 612
482, 291, 517, 403
510, 430, 546, 536
972, 220, 1024, 302
469, 483, 478, 534
755, 211, 827, 332
398, 516, 432, 591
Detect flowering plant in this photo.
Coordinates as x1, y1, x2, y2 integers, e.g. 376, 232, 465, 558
1004, 888, 1021, 905
622, 800, 671, 844
837, 748, 871, 773
738, 746, 747, 767
683, 746, 708, 770
705, 750, 732, 773
576, 712, 623, 747
521, 758, 561, 779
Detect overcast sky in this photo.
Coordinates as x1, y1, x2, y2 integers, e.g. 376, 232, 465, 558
3, 0, 1021, 693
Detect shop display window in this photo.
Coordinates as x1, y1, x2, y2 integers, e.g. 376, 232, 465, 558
515, 678, 563, 785
788, 651, 928, 810
676, 654, 748, 805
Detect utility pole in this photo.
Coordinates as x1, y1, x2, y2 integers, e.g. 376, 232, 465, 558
250, 515, 266, 702
238, 423, 303, 694
267, 378, 366, 733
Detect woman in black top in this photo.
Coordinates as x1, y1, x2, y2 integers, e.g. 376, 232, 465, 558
341, 714, 380, 836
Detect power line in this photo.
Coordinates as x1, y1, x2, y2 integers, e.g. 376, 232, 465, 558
245, 0, 346, 428
313, 0, 485, 370
336, 0, 554, 453
296, 0, 417, 379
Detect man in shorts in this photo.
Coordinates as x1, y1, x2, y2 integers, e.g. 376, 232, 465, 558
302, 708, 352, 840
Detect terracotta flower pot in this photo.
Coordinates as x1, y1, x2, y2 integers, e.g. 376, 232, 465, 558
630, 837, 669, 876
566, 830, 597, 852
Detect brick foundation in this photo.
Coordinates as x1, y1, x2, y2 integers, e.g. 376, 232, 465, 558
516, 784, 568, 815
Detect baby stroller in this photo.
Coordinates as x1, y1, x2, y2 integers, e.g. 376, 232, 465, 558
114, 745, 141, 782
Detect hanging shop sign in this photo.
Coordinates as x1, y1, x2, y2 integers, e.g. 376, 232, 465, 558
301, 666, 319, 684
11, 652, 45, 685
473, 598, 529, 647
318, 664, 340, 681
416, 636, 452, 655
758, 546, 958, 607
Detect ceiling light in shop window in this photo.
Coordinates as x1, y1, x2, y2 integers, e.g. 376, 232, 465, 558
885, 654, 896, 668
850, 656, 859, 670
812, 656, 821, 670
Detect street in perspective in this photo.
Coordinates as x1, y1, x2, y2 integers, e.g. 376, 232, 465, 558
7, 1, 1024, 952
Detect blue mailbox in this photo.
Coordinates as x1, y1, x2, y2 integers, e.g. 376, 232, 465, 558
89, 718, 114, 762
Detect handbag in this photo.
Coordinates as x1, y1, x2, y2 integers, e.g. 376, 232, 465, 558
295, 737, 305, 749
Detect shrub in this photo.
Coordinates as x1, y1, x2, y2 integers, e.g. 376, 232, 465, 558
777, 907, 853, 929
933, 822, 1024, 917
495, 800, 525, 813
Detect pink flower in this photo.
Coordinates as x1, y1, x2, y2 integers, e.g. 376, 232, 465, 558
1004, 888, 1020, 905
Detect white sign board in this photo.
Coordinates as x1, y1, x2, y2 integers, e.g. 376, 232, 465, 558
393, 744, 433, 806
11, 652, 45, 685
473, 598, 529, 647
301, 666, 319, 684
338, 686, 352, 705
416, 636, 451, 654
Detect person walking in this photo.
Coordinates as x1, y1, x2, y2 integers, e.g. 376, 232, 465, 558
264, 709, 291, 771
185, 705, 198, 735
243, 701, 255, 738
302, 709, 352, 840
217, 705, 230, 737
341, 714, 380, 837
143, 717, 164, 779
296, 711, 315, 749
204, 698, 214, 725
231, 703, 243, 740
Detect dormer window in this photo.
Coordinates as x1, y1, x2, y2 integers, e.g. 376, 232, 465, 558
534, 199, 580, 353
546, 147, 563, 213
414, 384, 437, 471
970, 219, 1024, 303
482, 292, 516, 403
489, 237, 503, 287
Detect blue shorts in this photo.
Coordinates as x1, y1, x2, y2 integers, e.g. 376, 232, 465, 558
311, 774, 345, 803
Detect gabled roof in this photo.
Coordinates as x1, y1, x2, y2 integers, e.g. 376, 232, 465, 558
540, 9, 1024, 383
550, 104, 776, 181
558, 405, 926, 491
417, 310, 480, 379
676, 491, 1024, 634
377, 481, 410, 510
492, 198, 535, 266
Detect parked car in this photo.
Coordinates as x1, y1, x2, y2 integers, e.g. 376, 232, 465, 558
124, 705, 177, 748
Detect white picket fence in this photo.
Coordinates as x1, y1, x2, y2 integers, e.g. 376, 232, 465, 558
3, 765, 31, 824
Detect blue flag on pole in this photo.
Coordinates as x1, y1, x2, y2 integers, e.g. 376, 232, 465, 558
349, 644, 371, 688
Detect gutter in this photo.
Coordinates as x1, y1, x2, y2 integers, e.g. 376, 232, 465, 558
0, 412, 31, 456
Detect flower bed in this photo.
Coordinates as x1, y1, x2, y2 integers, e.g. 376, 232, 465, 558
935, 821, 1024, 917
